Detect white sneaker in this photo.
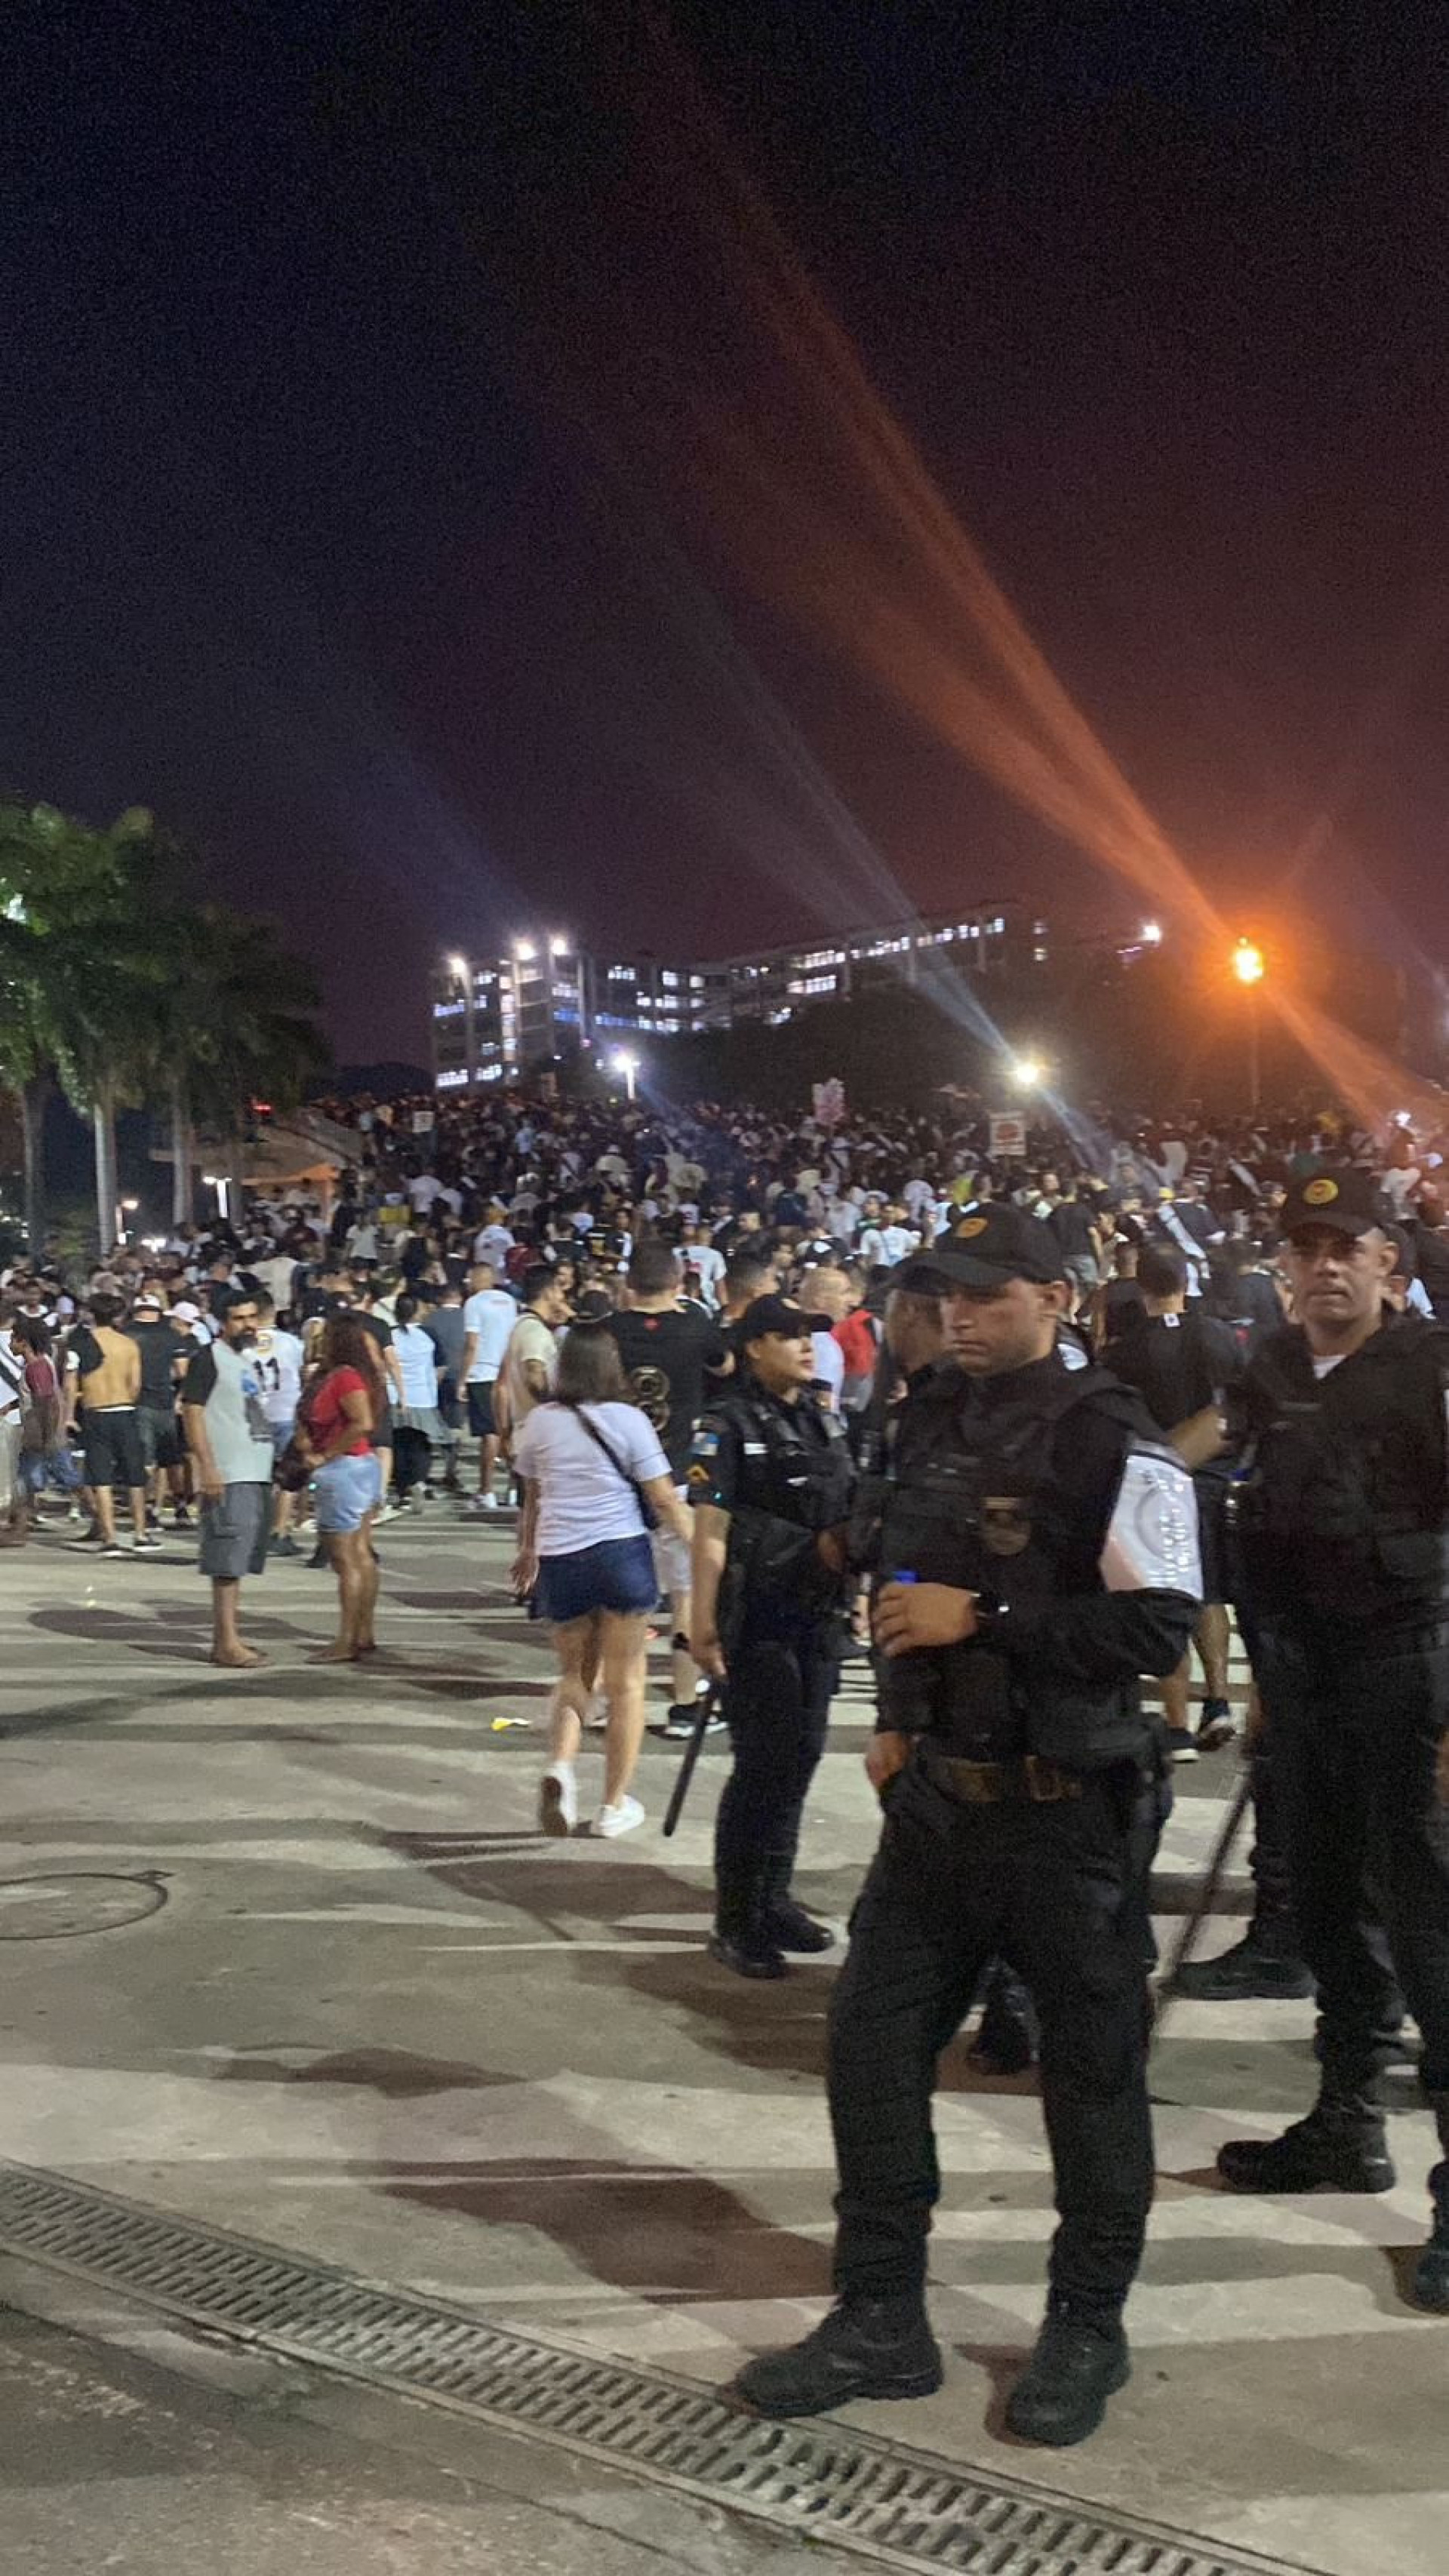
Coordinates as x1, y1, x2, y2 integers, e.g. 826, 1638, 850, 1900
481, 1491, 500, 1513
592, 1794, 645, 1840
538, 1769, 577, 1837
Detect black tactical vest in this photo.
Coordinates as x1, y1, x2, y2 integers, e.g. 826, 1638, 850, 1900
723, 1385, 856, 1631
1231, 1315, 1449, 1629
877, 1362, 1153, 1766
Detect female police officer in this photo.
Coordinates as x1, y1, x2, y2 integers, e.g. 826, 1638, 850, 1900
690, 1294, 855, 1978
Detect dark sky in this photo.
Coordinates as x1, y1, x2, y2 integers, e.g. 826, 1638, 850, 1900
5, 2, 1448, 1063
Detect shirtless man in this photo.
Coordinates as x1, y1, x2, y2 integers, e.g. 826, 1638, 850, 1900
66, 1296, 153, 1557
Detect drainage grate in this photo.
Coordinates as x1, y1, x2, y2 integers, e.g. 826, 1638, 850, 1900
0, 2161, 1307, 2576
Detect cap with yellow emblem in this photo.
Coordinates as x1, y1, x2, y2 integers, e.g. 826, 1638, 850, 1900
1278, 1166, 1387, 1243
891, 1203, 1069, 1292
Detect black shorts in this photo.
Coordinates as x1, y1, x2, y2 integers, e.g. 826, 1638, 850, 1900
83, 1408, 146, 1492
137, 1403, 183, 1471
466, 1382, 497, 1437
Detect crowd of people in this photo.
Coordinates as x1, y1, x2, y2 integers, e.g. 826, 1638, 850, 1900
3, 1074, 1449, 2442
2, 1084, 1446, 1692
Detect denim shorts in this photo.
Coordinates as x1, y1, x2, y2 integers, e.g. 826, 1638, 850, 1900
535, 1534, 658, 1625
314, 1450, 384, 1534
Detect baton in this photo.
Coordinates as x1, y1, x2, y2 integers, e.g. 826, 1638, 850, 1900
663, 1681, 723, 1838
1152, 1758, 1255, 2041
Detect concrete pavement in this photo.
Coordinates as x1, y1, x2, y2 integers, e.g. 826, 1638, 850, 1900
0, 1505, 1442, 2574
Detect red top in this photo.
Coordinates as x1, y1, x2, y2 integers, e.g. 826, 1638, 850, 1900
832, 1311, 880, 1379
306, 1365, 374, 1458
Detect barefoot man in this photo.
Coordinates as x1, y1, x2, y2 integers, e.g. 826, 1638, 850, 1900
181, 1294, 275, 1669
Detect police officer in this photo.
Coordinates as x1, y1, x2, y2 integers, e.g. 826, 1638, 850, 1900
690, 1294, 856, 1978
1217, 1167, 1449, 2311
734, 1207, 1199, 2446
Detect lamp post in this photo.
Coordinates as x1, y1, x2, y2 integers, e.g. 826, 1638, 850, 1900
1231, 939, 1266, 1111
448, 953, 475, 1087
612, 1050, 639, 1104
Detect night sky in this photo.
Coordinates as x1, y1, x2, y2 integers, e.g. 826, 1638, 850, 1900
5, 4, 1448, 1065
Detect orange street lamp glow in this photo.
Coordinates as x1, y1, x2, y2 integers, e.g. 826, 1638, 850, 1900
1232, 939, 1265, 986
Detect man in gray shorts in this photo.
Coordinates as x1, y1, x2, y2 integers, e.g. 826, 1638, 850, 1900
180, 1293, 275, 1668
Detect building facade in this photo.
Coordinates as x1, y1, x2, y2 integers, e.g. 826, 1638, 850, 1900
432, 901, 1047, 1087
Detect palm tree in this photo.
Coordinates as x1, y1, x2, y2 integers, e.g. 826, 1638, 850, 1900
0, 803, 156, 1254
146, 902, 329, 1225
1, 805, 330, 1253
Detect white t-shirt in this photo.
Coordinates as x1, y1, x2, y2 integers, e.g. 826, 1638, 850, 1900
472, 1223, 515, 1269
252, 1327, 306, 1426
811, 1331, 845, 1410
395, 1323, 441, 1409
683, 1243, 726, 1306
501, 1311, 558, 1428
463, 1288, 517, 1382
407, 1173, 442, 1212
513, 1400, 669, 1557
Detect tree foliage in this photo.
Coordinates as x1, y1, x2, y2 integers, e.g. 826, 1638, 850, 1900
0, 801, 328, 1252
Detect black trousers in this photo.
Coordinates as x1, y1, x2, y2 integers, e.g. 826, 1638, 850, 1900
1259, 1625, 1449, 2106
392, 1425, 432, 1498
715, 1629, 837, 1881
829, 1757, 1158, 2318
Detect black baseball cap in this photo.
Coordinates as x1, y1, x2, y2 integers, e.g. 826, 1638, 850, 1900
738, 1293, 829, 1344
569, 1286, 617, 1327
892, 1205, 1068, 1292
1278, 1167, 1387, 1243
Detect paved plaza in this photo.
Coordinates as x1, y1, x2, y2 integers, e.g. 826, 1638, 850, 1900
0, 1510, 1442, 2572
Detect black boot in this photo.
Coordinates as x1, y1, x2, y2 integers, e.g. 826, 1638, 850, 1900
1218, 2090, 1395, 2195
1174, 1926, 1315, 2002
1004, 2306, 1131, 2447
761, 1852, 835, 1956
709, 1861, 786, 1980
1415, 2161, 1449, 2313
734, 2295, 942, 2418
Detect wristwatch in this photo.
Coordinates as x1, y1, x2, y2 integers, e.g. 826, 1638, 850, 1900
972, 1591, 1009, 1644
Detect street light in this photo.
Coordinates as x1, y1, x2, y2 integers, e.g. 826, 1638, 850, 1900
1008, 1054, 1045, 1091
514, 937, 536, 962
549, 933, 569, 958
1231, 939, 1266, 1110
612, 1050, 639, 1103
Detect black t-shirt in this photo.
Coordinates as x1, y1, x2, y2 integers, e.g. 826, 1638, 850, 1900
1049, 1200, 1095, 1258
1207, 1266, 1282, 1358
126, 1322, 190, 1408
1099, 1277, 1147, 1348
1109, 1310, 1241, 1437
606, 1305, 728, 1479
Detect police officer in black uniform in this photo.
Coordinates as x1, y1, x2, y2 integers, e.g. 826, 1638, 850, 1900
689, 1295, 856, 1978
1217, 1167, 1449, 2311
734, 1207, 1199, 2446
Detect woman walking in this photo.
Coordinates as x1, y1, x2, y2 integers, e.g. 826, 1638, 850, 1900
297, 1313, 385, 1662
391, 1293, 445, 1505
512, 1320, 689, 1840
